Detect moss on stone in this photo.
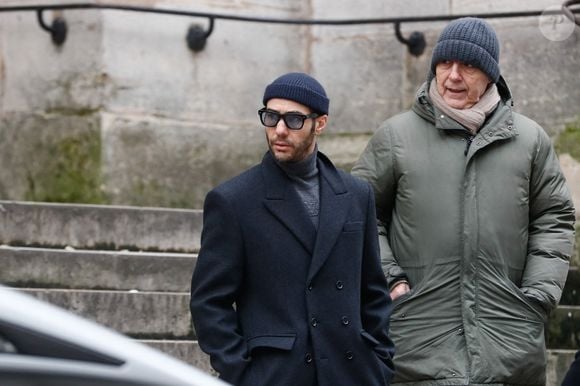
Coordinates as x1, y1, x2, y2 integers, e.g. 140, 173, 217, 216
555, 121, 580, 161
25, 128, 107, 204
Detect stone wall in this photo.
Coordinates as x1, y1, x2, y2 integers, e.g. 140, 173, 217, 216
0, 0, 579, 209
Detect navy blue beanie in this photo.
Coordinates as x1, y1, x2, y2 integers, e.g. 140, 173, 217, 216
263, 72, 329, 115
430, 17, 500, 83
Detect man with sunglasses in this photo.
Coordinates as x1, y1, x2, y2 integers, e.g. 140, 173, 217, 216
190, 72, 395, 386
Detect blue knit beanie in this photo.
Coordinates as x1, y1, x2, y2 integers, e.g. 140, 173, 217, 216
430, 17, 500, 83
263, 72, 329, 115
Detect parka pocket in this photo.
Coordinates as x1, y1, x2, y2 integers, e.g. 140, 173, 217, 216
477, 315, 546, 383
390, 289, 414, 319
505, 278, 547, 322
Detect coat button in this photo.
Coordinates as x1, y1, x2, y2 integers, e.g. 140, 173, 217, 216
341, 316, 350, 326
335, 281, 344, 290
307, 284, 313, 291
345, 351, 354, 360
311, 317, 318, 327
305, 353, 313, 364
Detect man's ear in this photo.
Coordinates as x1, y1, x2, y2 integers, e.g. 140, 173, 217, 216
316, 115, 328, 135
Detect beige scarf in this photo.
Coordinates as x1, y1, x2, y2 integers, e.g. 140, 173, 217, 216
428, 78, 501, 134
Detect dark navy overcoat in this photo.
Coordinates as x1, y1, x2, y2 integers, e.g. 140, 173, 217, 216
190, 151, 395, 386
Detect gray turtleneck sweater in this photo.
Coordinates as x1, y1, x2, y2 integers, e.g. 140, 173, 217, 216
275, 149, 320, 229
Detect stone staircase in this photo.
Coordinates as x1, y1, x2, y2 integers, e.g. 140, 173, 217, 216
0, 200, 577, 384
0, 200, 211, 373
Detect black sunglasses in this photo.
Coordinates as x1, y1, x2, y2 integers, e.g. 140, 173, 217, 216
258, 108, 319, 130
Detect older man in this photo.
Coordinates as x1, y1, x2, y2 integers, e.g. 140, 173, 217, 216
191, 72, 395, 386
352, 17, 575, 385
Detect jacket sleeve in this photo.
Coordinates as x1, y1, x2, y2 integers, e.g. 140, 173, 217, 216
522, 127, 575, 312
190, 189, 249, 384
352, 124, 408, 288
361, 183, 396, 380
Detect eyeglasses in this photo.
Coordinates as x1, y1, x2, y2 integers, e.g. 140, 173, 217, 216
258, 108, 319, 130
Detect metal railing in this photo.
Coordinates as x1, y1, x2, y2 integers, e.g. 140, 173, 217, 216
0, 1, 578, 55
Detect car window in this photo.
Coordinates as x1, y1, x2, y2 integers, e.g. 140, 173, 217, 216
0, 320, 123, 366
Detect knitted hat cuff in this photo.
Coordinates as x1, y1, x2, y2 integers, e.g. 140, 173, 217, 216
263, 73, 330, 115
431, 39, 500, 83
429, 17, 500, 84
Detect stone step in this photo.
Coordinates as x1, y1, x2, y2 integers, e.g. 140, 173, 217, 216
0, 246, 196, 292
14, 287, 577, 349
546, 305, 580, 350
2, 244, 575, 302
0, 200, 202, 252
17, 288, 194, 339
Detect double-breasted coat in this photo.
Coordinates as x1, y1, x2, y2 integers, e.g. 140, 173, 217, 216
190, 150, 395, 386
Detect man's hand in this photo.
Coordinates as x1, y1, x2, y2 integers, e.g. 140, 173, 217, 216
390, 281, 410, 300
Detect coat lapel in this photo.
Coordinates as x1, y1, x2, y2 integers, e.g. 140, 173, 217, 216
261, 152, 317, 254
307, 153, 351, 283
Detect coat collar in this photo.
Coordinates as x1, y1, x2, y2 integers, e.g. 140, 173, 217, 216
261, 151, 351, 280
412, 76, 518, 161
261, 151, 316, 253
308, 152, 350, 283
261, 150, 347, 201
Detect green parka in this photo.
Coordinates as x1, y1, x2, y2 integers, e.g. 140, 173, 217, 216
352, 78, 575, 385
